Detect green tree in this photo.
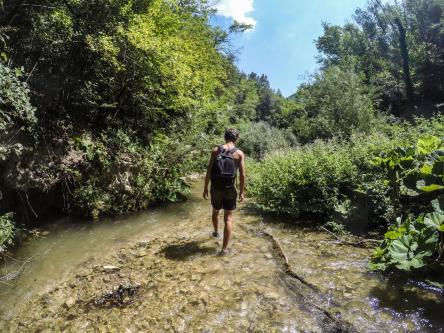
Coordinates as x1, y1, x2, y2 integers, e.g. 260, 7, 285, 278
0, 0, 246, 220
292, 60, 378, 143
316, 0, 444, 117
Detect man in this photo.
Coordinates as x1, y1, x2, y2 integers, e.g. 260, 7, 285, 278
203, 128, 245, 255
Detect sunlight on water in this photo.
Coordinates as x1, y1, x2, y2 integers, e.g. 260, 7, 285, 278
1, 181, 443, 332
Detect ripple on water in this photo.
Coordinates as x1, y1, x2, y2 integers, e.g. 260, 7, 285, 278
265, 222, 444, 332
1, 181, 444, 332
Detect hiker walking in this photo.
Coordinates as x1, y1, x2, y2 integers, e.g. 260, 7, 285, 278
203, 128, 245, 255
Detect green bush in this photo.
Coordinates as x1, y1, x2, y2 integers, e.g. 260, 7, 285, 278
69, 130, 200, 219
369, 135, 444, 271
237, 121, 297, 160
292, 60, 379, 143
248, 138, 359, 218
0, 62, 36, 133
0, 61, 36, 165
0, 213, 15, 252
370, 209, 443, 271
248, 116, 444, 228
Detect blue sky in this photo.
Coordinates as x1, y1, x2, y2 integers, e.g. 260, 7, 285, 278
212, 0, 369, 96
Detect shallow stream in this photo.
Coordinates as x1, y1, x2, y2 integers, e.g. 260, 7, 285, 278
1, 180, 443, 332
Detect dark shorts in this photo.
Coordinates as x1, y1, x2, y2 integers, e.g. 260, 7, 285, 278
210, 185, 237, 211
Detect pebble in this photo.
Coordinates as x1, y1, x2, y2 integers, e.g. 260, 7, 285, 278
191, 274, 201, 281
64, 297, 76, 309
102, 265, 120, 272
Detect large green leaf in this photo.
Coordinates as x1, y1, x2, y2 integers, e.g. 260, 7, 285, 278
420, 163, 433, 176
416, 179, 444, 192
432, 160, 444, 177
416, 136, 441, 155
423, 212, 444, 230
395, 257, 426, 270
388, 236, 410, 261
432, 195, 444, 213
417, 227, 439, 250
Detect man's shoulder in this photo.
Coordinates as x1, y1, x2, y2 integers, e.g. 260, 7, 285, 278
235, 148, 244, 154
234, 148, 244, 158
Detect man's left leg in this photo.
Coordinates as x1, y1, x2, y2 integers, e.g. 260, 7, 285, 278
212, 208, 220, 236
222, 210, 234, 251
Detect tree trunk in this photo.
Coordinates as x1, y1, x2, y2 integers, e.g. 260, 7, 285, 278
394, 17, 415, 115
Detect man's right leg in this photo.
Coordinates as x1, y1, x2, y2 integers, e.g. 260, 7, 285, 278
222, 210, 234, 251
212, 208, 220, 236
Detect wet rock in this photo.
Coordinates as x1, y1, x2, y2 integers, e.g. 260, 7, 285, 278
263, 291, 280, 300
102, 265, 120, 272
136, 240, 149, 247
64, 297, 76, 309
40, 329, 53, 333
137, 251, 147, 258
191, 274, 201, 281
66, 313, 76, 320
264, 253, 273, 259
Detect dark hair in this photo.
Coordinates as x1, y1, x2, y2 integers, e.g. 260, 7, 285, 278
224, 128, 239, 143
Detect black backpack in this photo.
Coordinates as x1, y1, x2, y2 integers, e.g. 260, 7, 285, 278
211, 146, 238, 190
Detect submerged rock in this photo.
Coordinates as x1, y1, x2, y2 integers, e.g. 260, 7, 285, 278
64, 297, 76, 309
102, 265, 120, 272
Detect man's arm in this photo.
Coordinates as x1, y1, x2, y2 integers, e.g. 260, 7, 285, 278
238, 151, 246, 202
203, 147, 218, 199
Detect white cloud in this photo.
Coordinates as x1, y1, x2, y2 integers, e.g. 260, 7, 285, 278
213, 0, 257, 27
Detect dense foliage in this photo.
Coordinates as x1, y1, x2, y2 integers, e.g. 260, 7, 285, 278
249, 116, 444, 272
0, 60, 36, 248
247, 0, 444, 274
0, 0, 294, 250
0, 0, 244, 223
1, 0, 443, 277
249, 139, 360, 218
236, 121, 296, 161
316, 0, 444, 117
370, 135, 444, 271
291, 62, 379, 143
0, 212, 15, 252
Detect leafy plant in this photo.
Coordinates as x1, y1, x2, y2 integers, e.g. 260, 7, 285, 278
237, 121, 297, 161
370, 208, 443, 271
248, 138, 359, 218
370, 136, 444, 271
0, 212, 15, 252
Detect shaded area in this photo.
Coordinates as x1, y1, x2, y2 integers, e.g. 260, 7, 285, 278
369, 279, 444, 331
160, 241, 217, 261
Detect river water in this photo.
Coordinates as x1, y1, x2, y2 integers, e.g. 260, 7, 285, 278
1, 180, 443, 332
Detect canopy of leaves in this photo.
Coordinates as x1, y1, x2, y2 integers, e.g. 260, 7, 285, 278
316, 0, 444, 116
0, 0, 253, 221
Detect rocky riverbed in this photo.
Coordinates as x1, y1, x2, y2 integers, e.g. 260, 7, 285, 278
1, 181, 443, 332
